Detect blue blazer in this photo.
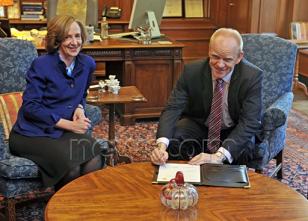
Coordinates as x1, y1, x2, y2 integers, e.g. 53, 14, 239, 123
13, 52, 96, 138
157, 58, 263, 162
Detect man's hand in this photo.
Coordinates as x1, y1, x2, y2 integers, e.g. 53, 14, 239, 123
150, 143, 168, 165
188, 152, 226, 165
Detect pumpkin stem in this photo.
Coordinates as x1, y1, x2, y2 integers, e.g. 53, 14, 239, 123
175, 171, 184, 185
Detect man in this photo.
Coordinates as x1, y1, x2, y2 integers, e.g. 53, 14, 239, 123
151, 28, 263, 166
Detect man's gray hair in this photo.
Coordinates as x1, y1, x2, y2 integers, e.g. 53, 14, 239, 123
210, 28, 243, 52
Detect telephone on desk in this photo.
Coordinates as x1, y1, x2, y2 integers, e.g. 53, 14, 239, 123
102, 6, 122, 19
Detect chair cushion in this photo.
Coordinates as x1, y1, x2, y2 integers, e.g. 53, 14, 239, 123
0, 156, 39, 179
0, 92, 23, 141
0, 176, 44, 198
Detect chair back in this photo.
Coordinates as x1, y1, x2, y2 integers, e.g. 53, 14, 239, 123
0, 38, 38, 93
241, 34, 297, 110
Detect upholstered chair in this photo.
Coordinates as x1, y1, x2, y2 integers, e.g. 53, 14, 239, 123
242, 34, 298, 179
0, 38, 102, 220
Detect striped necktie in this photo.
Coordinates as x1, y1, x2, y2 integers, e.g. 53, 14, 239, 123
207, 79, 224, 153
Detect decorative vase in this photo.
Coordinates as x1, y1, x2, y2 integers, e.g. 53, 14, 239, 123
160, 171, 198, 210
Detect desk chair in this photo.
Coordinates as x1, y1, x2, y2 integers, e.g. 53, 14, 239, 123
242, 34, 297, 179
0, 38, 102, 220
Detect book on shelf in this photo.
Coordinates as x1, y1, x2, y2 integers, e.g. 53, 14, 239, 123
23, 10, 44, 15
21, 1, 43, 6
20, 14, 45, 20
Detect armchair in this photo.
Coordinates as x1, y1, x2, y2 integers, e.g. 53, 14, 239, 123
242, 34, 297, 179
0, 38, 102, 220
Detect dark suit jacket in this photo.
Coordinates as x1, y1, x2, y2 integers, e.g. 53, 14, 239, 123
157, 58, 263, 162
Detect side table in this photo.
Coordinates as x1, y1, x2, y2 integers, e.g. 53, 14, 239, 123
295, 49, 308, 96
87, 86, 147, 166
289, 40, 308, 96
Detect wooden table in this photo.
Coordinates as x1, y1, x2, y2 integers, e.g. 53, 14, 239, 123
87, 86, 147, 165
45, 162, 308, 221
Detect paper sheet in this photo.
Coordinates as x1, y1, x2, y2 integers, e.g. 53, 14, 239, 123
157, 163, 200, 183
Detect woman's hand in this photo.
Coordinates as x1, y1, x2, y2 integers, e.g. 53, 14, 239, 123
73, 106, 86, 121
71, 117, 91, 134
56, 114, 91, 134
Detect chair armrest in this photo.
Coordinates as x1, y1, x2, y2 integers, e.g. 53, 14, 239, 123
85, 104, 102, 127
262, 92, 294, 131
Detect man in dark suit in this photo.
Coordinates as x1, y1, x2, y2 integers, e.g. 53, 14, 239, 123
151, 28, 263, 166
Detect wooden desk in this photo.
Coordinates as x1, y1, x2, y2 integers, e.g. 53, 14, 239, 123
37, 39, 184, 125
294, 49, 308, 96
87, 86, 147, 165
45, 162, 308, 221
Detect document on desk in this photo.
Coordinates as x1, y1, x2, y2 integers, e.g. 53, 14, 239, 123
155, 163, 201, 183
152, 163, 250, 188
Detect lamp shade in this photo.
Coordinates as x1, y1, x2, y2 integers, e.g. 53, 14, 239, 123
0, 0, 13, 6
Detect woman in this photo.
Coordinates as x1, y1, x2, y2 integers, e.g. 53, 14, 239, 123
9, 15, 105, 189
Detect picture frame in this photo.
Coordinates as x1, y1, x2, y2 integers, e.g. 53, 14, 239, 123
185, 0, 204, 18
163, 0, 182, 17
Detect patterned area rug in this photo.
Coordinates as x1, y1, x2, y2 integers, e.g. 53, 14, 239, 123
13, 109, 307, 220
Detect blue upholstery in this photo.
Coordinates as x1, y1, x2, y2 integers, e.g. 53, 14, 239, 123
0, 38, 102, 218
242, 34, 297, 175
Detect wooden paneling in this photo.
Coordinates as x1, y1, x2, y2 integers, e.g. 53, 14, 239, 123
258, 0, 280, 33
161, 19, 215, 61
275, 0, 293, 38
221, 0, 304, 38
133, 60, 173, 111
292, 0, 308, 21
225, 0, 252, 33
16, 0, 308, 69
147, 0, 220, 62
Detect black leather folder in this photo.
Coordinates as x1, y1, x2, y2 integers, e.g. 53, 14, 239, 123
153, 163, 250, 188
199, 164, 250, 188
